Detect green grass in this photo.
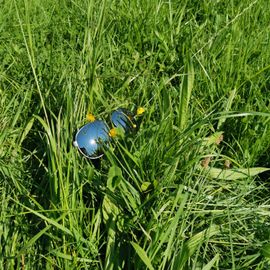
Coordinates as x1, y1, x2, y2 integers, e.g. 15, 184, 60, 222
1, 0, 270, 269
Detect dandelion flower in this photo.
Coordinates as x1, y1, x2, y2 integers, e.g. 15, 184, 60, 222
136, 107, 145, 116
86, 113, 95, 122
109, 128, 117, 138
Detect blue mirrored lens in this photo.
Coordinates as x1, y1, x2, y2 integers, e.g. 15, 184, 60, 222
74, 120, 109, 159
111, 108, 135, 132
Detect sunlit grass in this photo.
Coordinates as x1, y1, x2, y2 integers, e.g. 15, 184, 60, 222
1, 0, 270, 269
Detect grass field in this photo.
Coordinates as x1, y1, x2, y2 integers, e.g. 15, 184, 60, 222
1, 0, 270, 269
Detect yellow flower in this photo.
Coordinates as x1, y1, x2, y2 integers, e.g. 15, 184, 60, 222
86, 113, 95, 122
109, 128, 117, 137
136, 107, 145, 115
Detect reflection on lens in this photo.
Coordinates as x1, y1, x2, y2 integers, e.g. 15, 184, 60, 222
73, 120, 109, 159
111, 108, 136, 132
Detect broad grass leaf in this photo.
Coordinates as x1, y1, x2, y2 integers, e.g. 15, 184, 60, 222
207, 167, 270, 180
202, 254, 220, 270
141, 181, 152, 192
131, 241, 154, 270
173, 225, 219, 270
102, 195, 120, 224
107, 165, 122, 191
261, 243, 270, 258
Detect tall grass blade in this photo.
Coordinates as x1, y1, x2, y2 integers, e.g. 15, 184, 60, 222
217, 88, 237, 130
179, 60, 194, 130
13, 199, 72, 236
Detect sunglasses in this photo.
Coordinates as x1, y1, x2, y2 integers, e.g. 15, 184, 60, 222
111, 108, 136, 131
73, 108, 137, 159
